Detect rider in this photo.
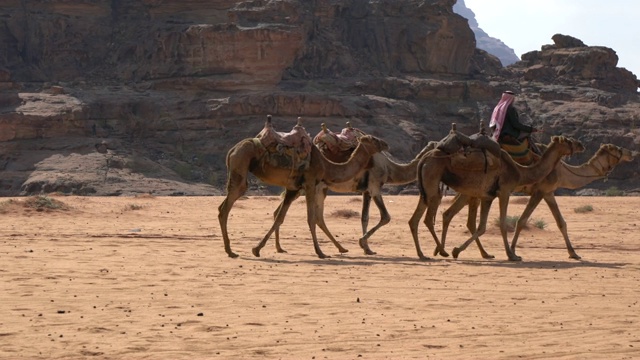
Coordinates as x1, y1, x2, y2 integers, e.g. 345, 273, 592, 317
489, 90, 539, 146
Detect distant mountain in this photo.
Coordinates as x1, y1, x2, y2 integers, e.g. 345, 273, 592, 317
454, 0, 520, 66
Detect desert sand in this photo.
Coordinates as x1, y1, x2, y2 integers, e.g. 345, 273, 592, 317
1, 194, 639, 359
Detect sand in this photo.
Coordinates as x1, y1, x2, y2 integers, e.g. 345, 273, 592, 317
1, 194, 639, 359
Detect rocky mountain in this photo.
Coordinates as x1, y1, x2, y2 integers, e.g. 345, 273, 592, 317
453, 0, 520, 66
1, 0, 639, 196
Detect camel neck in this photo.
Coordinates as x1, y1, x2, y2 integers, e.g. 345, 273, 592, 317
386, 153, 424, 185
516, 143, 564, 186
320, 144, 373, 184
556, 151, 619, 189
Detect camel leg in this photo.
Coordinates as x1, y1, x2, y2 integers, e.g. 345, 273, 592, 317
359, 193, 389, 255
361, 192, 372, 236
437, 194, 469, 257
273, 191, 302, 253
510, 191, 544, 257
408, 195, 431, 260
543, 193, 581, 260
465, 197, 494, 259
423, 192, 445, 259
303, 182, 329, 259
252, 190, 299, 257
452, 199, 491, 259
497, 195, 521, 261
314, 186, 349, 254
218, 171, 248, 258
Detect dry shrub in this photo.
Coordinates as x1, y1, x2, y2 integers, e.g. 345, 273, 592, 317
23, 196, 70, 212
331, 209, 360, 219
124, 203, 144, 211
510, 197, 530, 205
0, 196, 71, 214
0, 199, 20, 214
574, 205, 594, 213
134, 193, 156, 199
494, 215, 525, 232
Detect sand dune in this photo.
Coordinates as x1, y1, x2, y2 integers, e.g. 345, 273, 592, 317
1, 195, 639, 359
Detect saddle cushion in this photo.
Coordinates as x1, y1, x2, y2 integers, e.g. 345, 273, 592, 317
257, 122, 313, 160
313, 126, 365, 156
500, 138, 535, 165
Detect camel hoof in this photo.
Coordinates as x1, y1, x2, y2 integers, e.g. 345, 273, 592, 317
338, 248, 349, 254
317, 252, 330, 259
227, 251, 239, 258
482, 254, 496, 260
418, 254, 433, 261
569, 254, 581, 260
452, 247, 461, 259
276, 248, 288, 254
432, 247, 449, 257
509, 255, 522, 262
363, 249, 377, 256
251, 248, 261, 257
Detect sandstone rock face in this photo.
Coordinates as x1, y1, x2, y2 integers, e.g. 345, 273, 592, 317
0, 1, 638, 196
453, 0, 520, 66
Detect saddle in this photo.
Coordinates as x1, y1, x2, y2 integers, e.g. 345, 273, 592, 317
256, 115, 313, 170
500, 137, 537, 166
436, 122, 503, 173
313, 122, 366, 161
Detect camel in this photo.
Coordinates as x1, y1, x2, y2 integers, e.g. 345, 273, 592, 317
440, 143, 635, 260
269, 123, 432, 255
218, 116, 389, 259
407, 135, 584, 261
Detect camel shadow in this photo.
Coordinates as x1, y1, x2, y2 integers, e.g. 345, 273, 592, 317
443, 258, 628, 270
239, 251, 629, 270
240, 253, 453, 268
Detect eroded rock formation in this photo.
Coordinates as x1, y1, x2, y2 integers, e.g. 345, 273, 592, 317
0, 1, 638, 196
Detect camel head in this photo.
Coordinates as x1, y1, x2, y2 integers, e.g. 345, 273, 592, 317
549, 136, 585, 157
599, 143, 635, 163
357, 135, 390, 155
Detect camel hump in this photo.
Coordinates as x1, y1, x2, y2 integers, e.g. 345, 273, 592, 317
450, 150, 501, 172
435, 127, 473, 154
313, 123, 366, 156
469, 132, 502, 158
256, 115, 313, 159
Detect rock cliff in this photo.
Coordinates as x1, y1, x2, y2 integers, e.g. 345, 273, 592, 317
1, 0, 639, 196
453, 0, 520, 66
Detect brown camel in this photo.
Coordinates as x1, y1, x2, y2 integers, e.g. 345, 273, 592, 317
441, 143, 635, 260
408, 135, 584, 261
270, 123, 432, 255
218, 116, 389, 259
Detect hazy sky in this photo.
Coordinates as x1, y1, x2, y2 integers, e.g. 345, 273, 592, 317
464, 0, 640, 78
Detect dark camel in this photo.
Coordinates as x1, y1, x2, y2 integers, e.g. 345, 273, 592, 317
439, 143, 634, 259
408, 135, 584, 261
